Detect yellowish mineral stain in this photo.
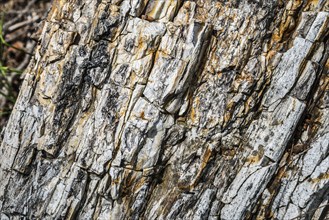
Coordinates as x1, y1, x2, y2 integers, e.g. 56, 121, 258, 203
311, 173, 329, 183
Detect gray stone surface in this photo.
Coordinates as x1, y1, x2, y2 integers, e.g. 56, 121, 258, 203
0, 0, 328, 219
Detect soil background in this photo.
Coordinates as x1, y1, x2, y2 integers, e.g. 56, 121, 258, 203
0, 0, 52, 129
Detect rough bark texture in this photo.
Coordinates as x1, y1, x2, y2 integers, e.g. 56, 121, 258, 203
0, 0, 329, 219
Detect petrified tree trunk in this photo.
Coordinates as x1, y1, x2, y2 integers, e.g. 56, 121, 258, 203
0, 0, 328, 219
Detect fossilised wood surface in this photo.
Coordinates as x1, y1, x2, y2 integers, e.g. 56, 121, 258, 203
0, 0, 329, 219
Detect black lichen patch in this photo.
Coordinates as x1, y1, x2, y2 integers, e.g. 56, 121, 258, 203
92, 6, 121, 41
